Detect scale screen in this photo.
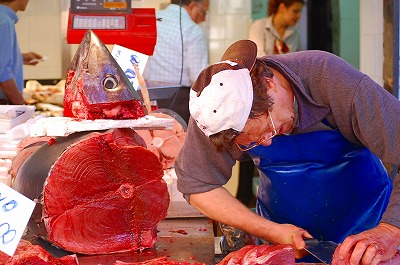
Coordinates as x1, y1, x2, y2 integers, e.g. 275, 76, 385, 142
72, 15, 126, 29
71, 0, 131, 14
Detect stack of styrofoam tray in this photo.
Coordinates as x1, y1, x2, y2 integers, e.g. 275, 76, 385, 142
0, 158, 12, 187
163, 168, 186, 203
0, 133, 19, 158
0, 134, 19, 187
0, 105, 35, 133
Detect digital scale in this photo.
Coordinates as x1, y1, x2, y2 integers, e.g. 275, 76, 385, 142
67, 0, 157, 55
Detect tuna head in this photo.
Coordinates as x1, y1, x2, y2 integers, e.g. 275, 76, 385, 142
64, 30, 146, 120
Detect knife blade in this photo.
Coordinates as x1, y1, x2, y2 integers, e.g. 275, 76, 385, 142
304, 238, 338, 264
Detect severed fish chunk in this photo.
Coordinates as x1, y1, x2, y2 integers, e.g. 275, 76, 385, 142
64, 30, 146, 120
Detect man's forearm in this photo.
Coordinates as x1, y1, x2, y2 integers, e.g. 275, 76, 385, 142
0, 79, 25, 104
189, 187, 277, 240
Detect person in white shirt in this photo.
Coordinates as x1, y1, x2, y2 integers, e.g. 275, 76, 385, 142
143, 0, 209, 87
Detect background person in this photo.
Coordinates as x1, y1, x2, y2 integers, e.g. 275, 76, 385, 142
0, 0, 42, 105
143, 0, 209, 123
249, 0, 304, 56
143, 0, 209, 87
175, 40, 400, 264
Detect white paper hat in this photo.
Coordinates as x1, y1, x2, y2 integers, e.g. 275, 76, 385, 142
189, 40, 257, 136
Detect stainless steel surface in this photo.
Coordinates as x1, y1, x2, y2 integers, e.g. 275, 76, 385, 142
167, 201, 204, 218
78, 217, 215, 265
304, 238, 338, 264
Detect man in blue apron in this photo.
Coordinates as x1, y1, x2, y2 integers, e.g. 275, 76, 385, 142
175, 40, 400, 264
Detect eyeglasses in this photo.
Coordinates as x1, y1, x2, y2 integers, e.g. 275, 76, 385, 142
235, 111, 277, 152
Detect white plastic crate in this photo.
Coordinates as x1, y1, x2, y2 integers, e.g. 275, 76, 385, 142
0, 105, 35, 133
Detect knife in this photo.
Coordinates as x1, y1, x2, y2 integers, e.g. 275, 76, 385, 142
304, 238, 338, 264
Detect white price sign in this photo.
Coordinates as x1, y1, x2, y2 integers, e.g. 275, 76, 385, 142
0, 182, 35, 256
111, 44, 149, 91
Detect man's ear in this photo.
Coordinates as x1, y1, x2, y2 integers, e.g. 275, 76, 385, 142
185, 1, 197, 13
278, 2, 287, 12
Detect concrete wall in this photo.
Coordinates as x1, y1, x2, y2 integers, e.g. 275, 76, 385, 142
338, 0, 360, 69
359, 0, 383, 85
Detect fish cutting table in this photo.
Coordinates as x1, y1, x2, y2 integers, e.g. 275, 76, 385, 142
27, 200, 215, 265
77, 217, 215, 265
12, 115, 216, 264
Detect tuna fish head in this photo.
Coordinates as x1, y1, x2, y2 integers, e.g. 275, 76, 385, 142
64, 30, 146, 120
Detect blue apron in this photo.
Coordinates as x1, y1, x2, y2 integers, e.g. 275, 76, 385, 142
246, 129, 392, 243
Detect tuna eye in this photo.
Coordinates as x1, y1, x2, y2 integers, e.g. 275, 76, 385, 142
103, 74, 119, 91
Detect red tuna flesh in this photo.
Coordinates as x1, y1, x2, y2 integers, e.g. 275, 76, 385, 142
217, 244, 295, 265
114, 256, 206, 265
136, 112, 186, 170
0, 239, 78, 265
13, 128, 169, 254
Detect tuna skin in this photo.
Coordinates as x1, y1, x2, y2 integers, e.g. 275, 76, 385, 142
64, 69, 146, 120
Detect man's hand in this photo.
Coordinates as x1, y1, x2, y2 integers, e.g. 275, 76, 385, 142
333, 223, 400, 265
267, 223, 312, 259
22, 52, 43, 65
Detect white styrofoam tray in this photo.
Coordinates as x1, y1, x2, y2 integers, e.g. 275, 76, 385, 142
0, 105, 35, 133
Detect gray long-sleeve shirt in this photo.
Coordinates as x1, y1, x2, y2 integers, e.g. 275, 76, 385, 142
175, 50, 400, 229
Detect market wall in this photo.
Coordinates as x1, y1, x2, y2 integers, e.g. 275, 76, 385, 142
16, 0, 384, 86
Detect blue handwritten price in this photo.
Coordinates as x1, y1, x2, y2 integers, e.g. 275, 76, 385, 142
0, 183, 35, 257
111, 44, 149, 90
123, 54, 141, 86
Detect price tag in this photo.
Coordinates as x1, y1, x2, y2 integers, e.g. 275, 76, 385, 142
111, 44, 149, 91
0, 182, 35, 256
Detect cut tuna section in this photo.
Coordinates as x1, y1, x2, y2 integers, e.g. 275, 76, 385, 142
217, 244, 295, 265
13, 128, 169, 254
136, 111, 186, 170
114, 257, 206, 265
63, 30, 146, 120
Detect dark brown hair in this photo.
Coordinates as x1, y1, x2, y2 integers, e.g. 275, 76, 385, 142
268, 0, 305, 16
209, 59, 274, 152
171, 0, 204, 6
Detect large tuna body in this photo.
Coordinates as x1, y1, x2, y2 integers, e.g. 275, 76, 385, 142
13, 128, 170, 254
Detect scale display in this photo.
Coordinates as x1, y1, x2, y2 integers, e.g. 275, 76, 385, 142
71, 0, 131, 14
72, 15, 126, 30
67, 1, 157, 55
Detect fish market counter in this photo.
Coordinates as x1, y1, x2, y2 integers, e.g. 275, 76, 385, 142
26, 215, 215, 265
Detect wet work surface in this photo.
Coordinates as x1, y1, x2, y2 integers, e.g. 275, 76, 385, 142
30, 217, 215, 265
